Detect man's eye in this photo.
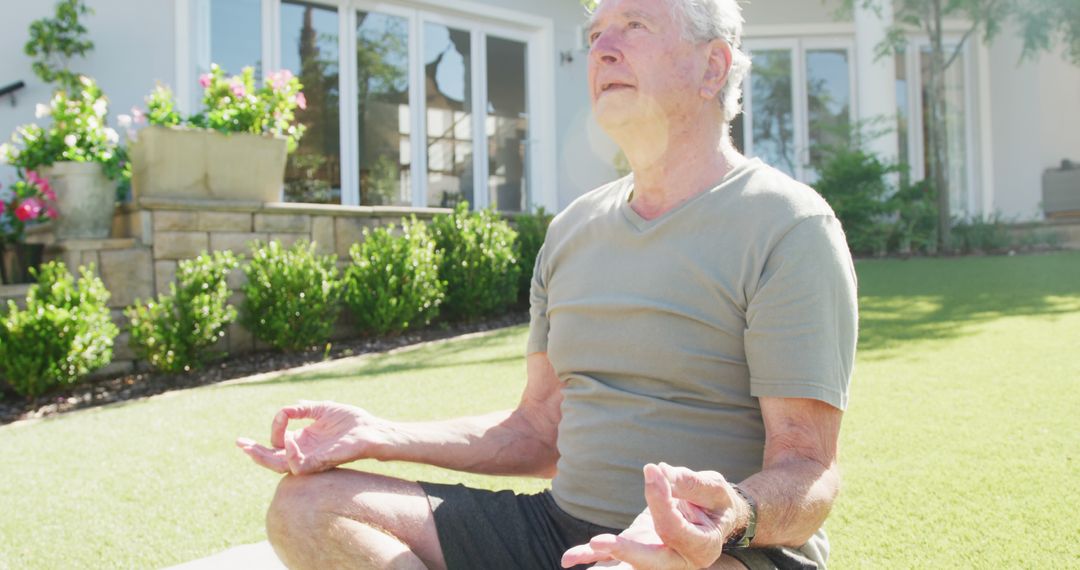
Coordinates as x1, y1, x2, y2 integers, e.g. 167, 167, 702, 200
628, 21, 645, 30
589, 31, 602, 44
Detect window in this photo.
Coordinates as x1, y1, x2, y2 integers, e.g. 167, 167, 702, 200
189, 0, 552, 211
738, 39, 855, 185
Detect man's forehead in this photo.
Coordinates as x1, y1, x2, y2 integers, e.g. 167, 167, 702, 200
586, 0, 670, 33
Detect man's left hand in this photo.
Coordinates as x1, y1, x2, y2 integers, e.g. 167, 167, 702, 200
561, 463, 744, 569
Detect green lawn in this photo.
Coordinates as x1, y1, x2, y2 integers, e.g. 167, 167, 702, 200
2, 252, 1078, 569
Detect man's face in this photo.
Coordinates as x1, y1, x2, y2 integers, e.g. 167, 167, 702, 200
586, 0, 708, 133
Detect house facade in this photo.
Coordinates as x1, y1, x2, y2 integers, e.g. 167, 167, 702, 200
1, 0, 1078, 220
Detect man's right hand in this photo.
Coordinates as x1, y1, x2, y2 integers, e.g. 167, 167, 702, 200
236, 400, 389, 475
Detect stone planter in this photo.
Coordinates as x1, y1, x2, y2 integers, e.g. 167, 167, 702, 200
131, 125, 288, 203
41, 161, 116, 240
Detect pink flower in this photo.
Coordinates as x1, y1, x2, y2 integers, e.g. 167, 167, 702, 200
14, 198, 44, 222
132, 107, 146, 125
296, 92, 307, 110
46, 205, 59, 219
230, 83, 246, 98
0, 201, 5, 216
199, 73, 213, 89
41, 184, 57, 201
269, 70, 294, 91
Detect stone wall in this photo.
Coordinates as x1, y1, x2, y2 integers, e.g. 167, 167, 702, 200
4, 198, 449, 378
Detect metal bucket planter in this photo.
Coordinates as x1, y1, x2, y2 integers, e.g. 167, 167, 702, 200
131, 125, 288, 203
40, 161, 116, 240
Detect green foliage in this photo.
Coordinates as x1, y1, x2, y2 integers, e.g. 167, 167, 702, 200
890, 181, 938, 255
0, 77, 129, 198
949, 215, 1015, 254
125, 251, 240, 373
183, 65, 306, 153
144, 84, 183, 128
343, 218, 445, 336
23, 0, 95, 93
0, 261, 116, 397
513, 207, 553, 302
430, 203, 520, 322
240, 240, 342, 352
813, 147, 902, 255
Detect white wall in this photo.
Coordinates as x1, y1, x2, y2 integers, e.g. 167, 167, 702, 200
0, 0, 176, 184
986, 28, 1080, 220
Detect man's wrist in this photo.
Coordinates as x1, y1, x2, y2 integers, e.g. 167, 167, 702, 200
725, 484, 757, 549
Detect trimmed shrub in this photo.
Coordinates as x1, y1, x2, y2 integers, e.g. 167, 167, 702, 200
241, 239, 342, 352
0, 262, 117, 397
513, 206, 553, 303
125, 250, 240, 373
430, 203, 520, 322
950, 215, 1014, 254
343, 218, 445, 336
890, 181, 938, 255
813, 147, 900, 256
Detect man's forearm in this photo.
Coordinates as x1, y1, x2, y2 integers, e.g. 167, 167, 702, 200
738, 456, 839, 548
368, 409, 560, 478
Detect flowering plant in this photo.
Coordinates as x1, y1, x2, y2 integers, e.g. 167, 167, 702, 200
0, 170, 59, 245
0, 76, 129, 197
131, 65, 306, 153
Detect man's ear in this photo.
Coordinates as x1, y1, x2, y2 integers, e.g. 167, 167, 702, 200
701, 38, 732, 101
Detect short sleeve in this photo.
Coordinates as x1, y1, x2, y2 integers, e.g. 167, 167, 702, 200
526, 244, 550, 355
744, 215, 858, 410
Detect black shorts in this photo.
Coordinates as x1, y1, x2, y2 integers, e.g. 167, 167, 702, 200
419, 482, 818, 570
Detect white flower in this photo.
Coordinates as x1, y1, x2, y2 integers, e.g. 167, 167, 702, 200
35, 103, 51, 118
64, 134, 78, 147
104, 128, 119, 145
117, 114, 132, 129
0, 143, 12, 164
92, 99, 108, 117
87, 116, 99, 130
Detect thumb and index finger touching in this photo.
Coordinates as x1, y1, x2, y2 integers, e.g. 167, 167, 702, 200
270, 400, 324, 448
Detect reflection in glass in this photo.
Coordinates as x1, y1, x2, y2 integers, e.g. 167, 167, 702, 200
281, 2, 341, 204
921, 47, 967, 214
805, 49, 850, 181
357, 11, 410, 206
425, 23, 472, 208
750, 50, 795, 176
208, 0, 262, 78
486, 36, 528, 212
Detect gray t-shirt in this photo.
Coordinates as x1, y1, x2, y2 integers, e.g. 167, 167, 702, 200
527, 158, 857, 561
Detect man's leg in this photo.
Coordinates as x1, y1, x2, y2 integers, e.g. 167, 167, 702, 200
266, 469, 447, 570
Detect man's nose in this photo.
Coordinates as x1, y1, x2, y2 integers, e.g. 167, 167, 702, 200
589, 32, 622, 64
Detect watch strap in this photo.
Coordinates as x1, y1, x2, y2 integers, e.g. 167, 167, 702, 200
725, 484, 757, 550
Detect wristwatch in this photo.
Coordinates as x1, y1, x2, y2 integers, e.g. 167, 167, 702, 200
725, 484, 758, 549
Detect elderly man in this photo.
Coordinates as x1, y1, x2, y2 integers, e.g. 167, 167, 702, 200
237, 0, 857, 568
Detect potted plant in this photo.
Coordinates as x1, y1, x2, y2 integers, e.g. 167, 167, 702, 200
0, 76, 127, 240
0, 170, 58, 284
128, 65, 306, 202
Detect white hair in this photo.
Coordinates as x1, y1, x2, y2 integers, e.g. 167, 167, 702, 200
667, 0, 752, 123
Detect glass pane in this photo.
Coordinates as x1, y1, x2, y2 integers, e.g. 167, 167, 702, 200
209, 0, 262, 78
281, 2, 341, 204
424, 23, 473, 209
895, 48, 910, 187
920, 47, 968, 215
749, 49, 796, 176
805, 49, 851, 181
486, 36, 528, 213
357, 11, 411, 206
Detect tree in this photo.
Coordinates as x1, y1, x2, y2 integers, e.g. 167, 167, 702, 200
844, 0, 1080, 250
23, 0, 95, 94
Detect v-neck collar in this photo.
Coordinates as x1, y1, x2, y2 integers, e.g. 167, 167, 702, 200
619, 158, 761, 232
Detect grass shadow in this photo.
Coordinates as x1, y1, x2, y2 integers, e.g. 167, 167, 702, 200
856, 252, 1080, 354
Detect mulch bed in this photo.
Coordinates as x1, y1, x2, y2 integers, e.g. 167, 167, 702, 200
0, 311, 529, 426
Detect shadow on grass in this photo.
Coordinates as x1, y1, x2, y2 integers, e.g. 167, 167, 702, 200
856, 252, 1080, 354
232, 326, 527, 387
